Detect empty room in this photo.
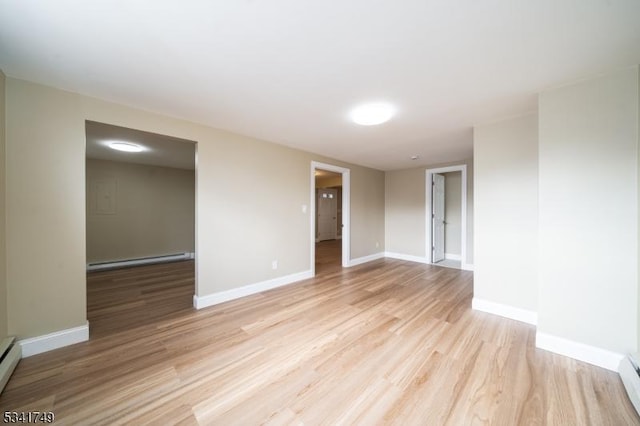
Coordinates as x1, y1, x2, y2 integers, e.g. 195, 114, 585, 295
0, 1, 640, 424
85, 121, 196, 337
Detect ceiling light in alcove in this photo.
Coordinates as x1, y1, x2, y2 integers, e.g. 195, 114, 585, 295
108, 141, 145, 153
350, 102, 396, 126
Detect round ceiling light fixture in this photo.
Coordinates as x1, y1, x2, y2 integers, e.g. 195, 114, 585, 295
108, 141, 145, 153
349, 102, 396, 126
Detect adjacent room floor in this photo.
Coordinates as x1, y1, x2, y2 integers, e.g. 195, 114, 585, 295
315, 239, 342, 274
0, 247, 637, 424
87, 260, 195, 338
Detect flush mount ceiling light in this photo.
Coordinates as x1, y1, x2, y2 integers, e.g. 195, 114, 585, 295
411, 155, 420, 160
108, 141, 144, 153
350, 102, 395, 126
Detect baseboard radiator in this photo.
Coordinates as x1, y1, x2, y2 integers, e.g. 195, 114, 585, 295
0, 336, 21, 394
87, 252, 195, 272
620, 354, 640, 416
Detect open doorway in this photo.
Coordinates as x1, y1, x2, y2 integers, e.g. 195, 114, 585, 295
426, 165, 467, 270
84, 121, 197, 337
315, 170, 342, 273
310, 161, 350, 276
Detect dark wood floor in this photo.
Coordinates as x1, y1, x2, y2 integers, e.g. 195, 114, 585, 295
87, 260, 195, 338
315, 239, 342, 274
0, 243, 638, 424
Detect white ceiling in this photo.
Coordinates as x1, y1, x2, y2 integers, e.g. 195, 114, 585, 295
1, 1, 639, 171
86, 121, 196, 170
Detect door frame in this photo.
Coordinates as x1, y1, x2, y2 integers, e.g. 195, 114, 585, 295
310, 161, 350, 275
425, 165, 467, 267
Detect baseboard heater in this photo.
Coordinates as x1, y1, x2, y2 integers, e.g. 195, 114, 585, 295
0, 336, 21, 394
87, 252, 195, 272
620, 354, 640, 416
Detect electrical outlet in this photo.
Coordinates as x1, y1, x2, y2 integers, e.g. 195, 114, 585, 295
272, 260, 278, 270
302, 204, 307, 214
376, 241, 379, 248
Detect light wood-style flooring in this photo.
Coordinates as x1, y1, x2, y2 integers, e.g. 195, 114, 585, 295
1, 241, 638, 424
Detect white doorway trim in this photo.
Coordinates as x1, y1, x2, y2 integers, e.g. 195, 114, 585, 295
425, 165, 467, 268
310, 161, 350, 275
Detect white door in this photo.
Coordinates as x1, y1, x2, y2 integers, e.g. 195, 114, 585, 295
317, 188, 338, 241
432, 174, 445, 262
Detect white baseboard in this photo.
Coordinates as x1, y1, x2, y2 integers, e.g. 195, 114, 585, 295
194, 270, 313, 310
384, 252, 474, 271
347, 252, 385, 267
87, 252, 194, 271
619, 355, 640, 415
472, 297, 537, 325
19, 323, 89, 358
445, 253, 461, 261
384, 252, 428, 264
535, 332, 624, 372
462, 263, 474, 271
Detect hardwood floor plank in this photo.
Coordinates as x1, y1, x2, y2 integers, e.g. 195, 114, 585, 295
0, 242, 637, 424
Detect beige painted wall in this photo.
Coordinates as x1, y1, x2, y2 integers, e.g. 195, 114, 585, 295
539, 66, 639, 354
6, 81, 87, 338
0, 70, 6, 339
86, 159, 195, 263
5, 78, 385, 339
351, 168, 385, 256
385, 167, 425, 257
443, 171, 461, 256
384, 159, 474, 264
474, 114, 538, 312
